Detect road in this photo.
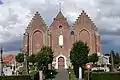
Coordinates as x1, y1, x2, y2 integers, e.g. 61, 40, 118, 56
54, 69, 69, 80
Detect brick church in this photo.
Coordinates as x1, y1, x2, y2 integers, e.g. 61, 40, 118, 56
22, 10, 102, 69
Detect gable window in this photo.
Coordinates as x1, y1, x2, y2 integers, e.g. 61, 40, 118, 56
59, 25, 62, 29
59, 35, 63, 48
71, 31, 74, 35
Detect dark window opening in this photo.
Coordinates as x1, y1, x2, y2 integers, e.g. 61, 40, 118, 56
59, 25, 62, 29
60, 46, 62, 48
71, 31, 74, 35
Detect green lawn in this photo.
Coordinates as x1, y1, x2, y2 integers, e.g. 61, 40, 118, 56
84, 72, 120, 80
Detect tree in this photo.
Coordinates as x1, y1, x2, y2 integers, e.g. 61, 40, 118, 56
15, 53, 24, 63
36, 46, 53, 78
89, 53, 99, 64
27, 54, 37, 71
36, 46, 54, 70
109, 50, 117, 71
109, 50, 115, 67
27, 54, 36, 66
115, 53, 120, 65
70, 40, 89, 78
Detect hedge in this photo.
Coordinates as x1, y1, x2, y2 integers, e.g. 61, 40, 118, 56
0, 71, 39, 80
84, 72, 120, 80
0, 76, 32, 80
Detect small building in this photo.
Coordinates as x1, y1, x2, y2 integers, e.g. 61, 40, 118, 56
0, 54, 16, 76
104, 54, 110, 65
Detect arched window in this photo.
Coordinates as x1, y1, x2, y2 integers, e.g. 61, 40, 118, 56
59, 35, 63, 48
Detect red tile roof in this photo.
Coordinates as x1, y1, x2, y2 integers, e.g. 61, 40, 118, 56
2, 55, 14, 64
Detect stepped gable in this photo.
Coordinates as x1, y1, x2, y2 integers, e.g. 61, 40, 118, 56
26, 11, 47, 29
74, 10, 97, 29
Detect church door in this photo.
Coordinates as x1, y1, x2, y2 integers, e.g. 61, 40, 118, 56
58, 57, 64, 69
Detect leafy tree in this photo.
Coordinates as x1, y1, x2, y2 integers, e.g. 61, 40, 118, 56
36, 46, 53, 78
70, 40, 89, 78
27, 54, 36, 66
109, 50, 118, 71
36, 46, 54, 70
70, 40, 89, 66
15, 53, 24, 63
89, 53, 99, 64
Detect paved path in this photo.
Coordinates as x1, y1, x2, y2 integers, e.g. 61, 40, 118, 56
54, 69, 69, 80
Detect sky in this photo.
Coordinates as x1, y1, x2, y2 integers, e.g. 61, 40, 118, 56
0, 0, 120, 54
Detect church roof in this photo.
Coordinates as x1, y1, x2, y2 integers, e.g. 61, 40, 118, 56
74, 10, 95, 26
50, 11, 69, 27
55, 11, 65, 19
0, 54, 15, 64
27, 11, 46, 28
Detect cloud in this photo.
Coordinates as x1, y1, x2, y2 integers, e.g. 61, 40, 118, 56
0, 0, 120, 54
0, 39, 22, 52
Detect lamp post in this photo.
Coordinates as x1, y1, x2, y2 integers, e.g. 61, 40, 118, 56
69, 72, 71, 79
50, 72, 52, 80
1, 47, 4, 76
23, 32, 29, 73
111, 53, 114, 71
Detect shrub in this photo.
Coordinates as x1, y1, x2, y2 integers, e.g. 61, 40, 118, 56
29, 71, 39, 80
68, 66, 78, 80
45, 69, 58, 79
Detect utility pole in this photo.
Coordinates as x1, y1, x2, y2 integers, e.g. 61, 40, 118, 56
23, 32, 29, 73
1, 47, 4, 76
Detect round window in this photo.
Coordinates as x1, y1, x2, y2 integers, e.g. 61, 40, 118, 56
59, 25, 62, 29
71, 31, 74, 35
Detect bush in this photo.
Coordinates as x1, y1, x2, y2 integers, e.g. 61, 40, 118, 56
84, 72, 120, 80
0, 71, 39, 80
70, 73, 78, 80
29, 71, 39, 80
68, 66, 78, 80
45, 69, 58, 79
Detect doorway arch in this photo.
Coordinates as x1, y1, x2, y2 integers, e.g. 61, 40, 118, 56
55, 54, 68, 69
58, 57, 64, 69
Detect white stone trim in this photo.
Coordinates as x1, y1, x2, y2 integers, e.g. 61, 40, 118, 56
55, 54, 68, 69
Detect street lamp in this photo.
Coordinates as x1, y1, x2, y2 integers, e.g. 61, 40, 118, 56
1, 47, 4, 76
50, 72, 52, 80
23, 32, 29, 73
69, 72, 71, 79
24, 32, 29, 55
69, 72, 71, 74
